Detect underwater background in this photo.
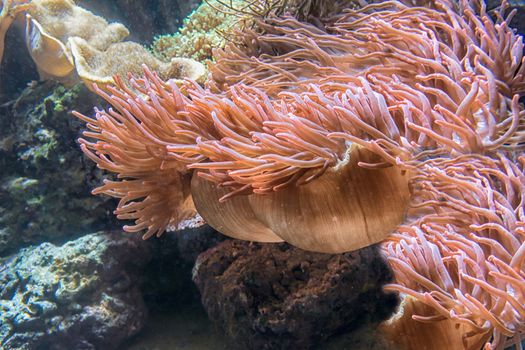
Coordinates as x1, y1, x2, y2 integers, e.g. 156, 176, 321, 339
1, 0, 525, 349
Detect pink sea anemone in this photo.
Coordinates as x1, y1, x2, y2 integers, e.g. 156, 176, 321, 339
76, 0, 525, 348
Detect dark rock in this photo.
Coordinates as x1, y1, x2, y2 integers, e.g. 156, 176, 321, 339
0, 231, 151, 350
192, 240, 398, 350
141, 225, 225, 311
0, 23, 39, 100
0, 81, 117, 256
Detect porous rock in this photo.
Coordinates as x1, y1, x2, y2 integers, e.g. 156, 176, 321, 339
192, 240, 397, 350
0, 231, 151, 350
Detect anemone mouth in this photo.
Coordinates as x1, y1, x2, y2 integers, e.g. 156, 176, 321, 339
191, 145, 411, 253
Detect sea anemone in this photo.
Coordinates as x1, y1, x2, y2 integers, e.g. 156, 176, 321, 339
76, 0, 524, 253
76, 0, 525, 347
382, 153, 525, 349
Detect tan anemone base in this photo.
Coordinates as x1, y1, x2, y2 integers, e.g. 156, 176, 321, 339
191, 145, 411, 253
379, 295, 491, 350
191, 175, 284, 243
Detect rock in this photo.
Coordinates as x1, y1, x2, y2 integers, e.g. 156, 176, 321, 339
141, 225, 225, 311
0, 81, 116, 256
192, 240, 397, 350
0, 231, 151, 350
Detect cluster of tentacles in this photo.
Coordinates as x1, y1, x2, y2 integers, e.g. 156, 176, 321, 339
76, 0, 525, 348
383, 153, 525, 349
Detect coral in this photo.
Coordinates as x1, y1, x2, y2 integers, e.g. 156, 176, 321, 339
77, 69, 413, 252
382, 153, 525, 349
29, 0, 128, 51
75, 74, 198, 240
69, 38, 206, 87
0, 0, 32, 64
152, 0, 241, 62
25, 0, 129, 82
151, 0, 355, 63
1, 0, 206, 89
78, 0, 524, 251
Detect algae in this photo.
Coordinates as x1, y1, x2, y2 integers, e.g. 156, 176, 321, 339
0, 81, 116, 256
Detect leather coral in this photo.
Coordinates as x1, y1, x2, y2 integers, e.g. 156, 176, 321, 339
0, 0, 32, 64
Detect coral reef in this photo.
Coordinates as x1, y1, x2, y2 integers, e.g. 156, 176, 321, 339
193, 240, 397, 350
152, 0, 243, 62
0, 81, 115, 255
0, 232, 151, 350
